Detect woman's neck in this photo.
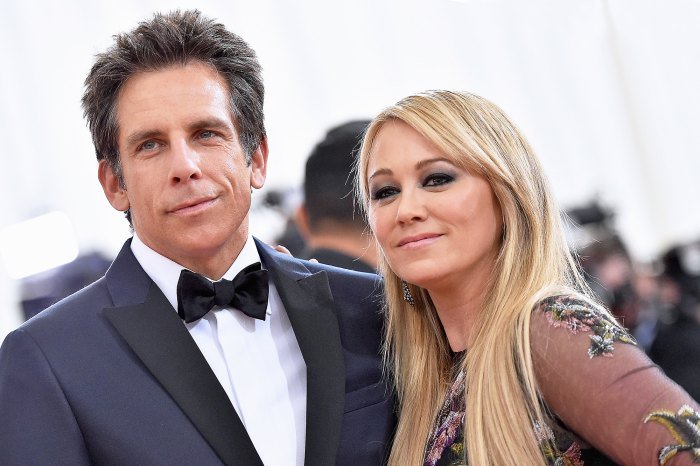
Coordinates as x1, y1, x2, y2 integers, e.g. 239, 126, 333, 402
428, 278, 489, 353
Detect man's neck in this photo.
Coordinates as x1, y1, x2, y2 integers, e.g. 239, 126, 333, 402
134, 231, 248, 280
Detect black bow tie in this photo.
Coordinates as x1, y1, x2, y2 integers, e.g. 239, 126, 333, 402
176, 262, 269, 323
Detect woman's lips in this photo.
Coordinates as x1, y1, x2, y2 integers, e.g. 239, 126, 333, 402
397, 233, 442, 249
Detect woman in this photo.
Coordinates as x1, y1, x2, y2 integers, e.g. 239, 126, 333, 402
355, 90, 700, 465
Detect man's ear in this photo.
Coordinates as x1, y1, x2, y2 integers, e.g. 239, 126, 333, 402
249, 136, 268, 189
294, 205, 311, 240
98, 160, 130, 212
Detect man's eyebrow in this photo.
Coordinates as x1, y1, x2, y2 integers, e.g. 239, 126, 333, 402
125, 130, 161, 149
123, 118, 235, 149
185, 117, 234, 132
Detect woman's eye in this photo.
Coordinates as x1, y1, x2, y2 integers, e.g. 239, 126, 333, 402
371, 186, 399, 200
424, 173, 454, 187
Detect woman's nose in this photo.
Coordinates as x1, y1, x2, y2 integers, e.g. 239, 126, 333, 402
395, 189, 427, 224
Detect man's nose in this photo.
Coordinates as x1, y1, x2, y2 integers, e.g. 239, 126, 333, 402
169, 140, 202, 183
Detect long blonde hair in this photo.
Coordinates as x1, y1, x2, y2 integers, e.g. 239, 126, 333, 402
356, 91, 593, 465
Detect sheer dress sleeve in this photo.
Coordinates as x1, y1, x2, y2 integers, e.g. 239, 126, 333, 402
531, 296, 700, 466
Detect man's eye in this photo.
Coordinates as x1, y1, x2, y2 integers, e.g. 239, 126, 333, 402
140, 141, 159, 151
424, 173, 454, 187
371, 186, 399, 200
199, 130, 216, 139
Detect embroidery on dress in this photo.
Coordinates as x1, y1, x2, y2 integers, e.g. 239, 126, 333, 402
541, 295, 636, 358
644, 404, 700, 465
424, 369, 466, 466
423, 366, 587, 466
535, 420, 584, 466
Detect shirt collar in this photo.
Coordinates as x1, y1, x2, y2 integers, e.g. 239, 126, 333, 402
130, 233, 261, 312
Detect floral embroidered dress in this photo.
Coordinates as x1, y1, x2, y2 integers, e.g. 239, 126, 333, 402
424, 296, 700, 466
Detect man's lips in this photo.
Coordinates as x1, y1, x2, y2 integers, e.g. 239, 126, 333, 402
397, 233, 442, 249
168, 196, 217, 214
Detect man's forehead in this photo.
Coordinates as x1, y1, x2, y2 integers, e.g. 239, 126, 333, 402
114, 62, 238, 140
118, 61, 228, 100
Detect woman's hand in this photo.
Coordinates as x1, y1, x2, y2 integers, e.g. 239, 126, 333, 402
273, 244, 318, 263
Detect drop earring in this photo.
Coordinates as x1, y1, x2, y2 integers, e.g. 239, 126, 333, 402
402, 281, 415, 306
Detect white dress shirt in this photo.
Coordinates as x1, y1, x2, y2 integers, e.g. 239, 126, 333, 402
131, 234, 307, 466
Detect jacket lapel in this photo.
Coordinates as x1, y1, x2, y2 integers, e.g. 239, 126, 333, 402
103, 240, 263, 466
256, 240, 346, 466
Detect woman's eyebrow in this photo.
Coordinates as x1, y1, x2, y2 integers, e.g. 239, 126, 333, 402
368, 168, 392, 182
368, 157, 453, 181
415, 157, 452, 170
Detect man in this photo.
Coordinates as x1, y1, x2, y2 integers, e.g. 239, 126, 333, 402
0, 10, 394, 465
296, 121, 377, 273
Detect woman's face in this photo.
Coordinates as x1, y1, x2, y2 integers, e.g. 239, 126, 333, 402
366, 120, 503, 292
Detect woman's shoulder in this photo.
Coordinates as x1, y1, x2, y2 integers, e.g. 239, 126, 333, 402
532, 294, 636, 358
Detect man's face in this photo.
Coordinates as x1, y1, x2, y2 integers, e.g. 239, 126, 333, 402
99, 62, 267, 278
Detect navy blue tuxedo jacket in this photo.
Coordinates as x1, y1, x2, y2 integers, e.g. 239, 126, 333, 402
0, 238, 395, 465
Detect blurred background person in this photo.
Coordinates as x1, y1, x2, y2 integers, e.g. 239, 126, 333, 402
19, 252, 112, 320
648, 243, 700, 401
261, 187, 307, 258
567, 202, 641, 331
295, 120, 377, 273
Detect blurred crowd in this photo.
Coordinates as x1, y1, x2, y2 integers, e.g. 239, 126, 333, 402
18, 123, 700, 401
567, 201, 700, 400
